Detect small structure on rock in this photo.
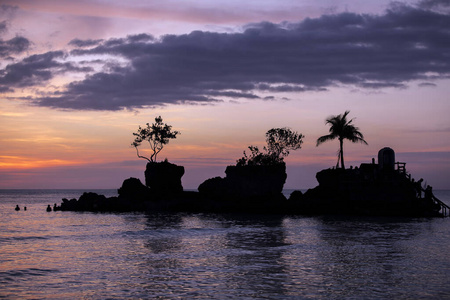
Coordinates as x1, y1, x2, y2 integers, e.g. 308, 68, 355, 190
378, 147, 396, 171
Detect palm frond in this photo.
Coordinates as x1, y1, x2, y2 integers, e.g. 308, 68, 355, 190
316, 134, 336, 146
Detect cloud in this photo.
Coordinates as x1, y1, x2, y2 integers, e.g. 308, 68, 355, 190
0, 6, 31, 58
0, 4, 18, 20
0, 51, 93, 89
0, 35, 31, 58
418, 82, 437, 87
3, 4, 450, 110
0, 20, 6, 34
418, 0, 450, 13
0, 0, 323, 26
68, 38, 104, 48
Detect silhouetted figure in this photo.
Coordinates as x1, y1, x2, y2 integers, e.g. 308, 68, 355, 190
53, 203, 57, 211
415, 178, 424, 198
46, 205, 52, 212
15, 205, 20, 211
425, 185, 433, 202
24, 206, 27, 211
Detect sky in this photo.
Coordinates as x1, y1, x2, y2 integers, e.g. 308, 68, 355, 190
0, 0, 449, 190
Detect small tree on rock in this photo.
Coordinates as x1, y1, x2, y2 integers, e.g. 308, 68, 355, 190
132, 116, 180, 163
237, 127, 304, 166
265, 127, 304, 161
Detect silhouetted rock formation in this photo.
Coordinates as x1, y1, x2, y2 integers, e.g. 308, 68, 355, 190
59, 176, 187, 212
118, 177, 152, 201
60, 192, 119, 211
57, 147, 447, 217
145, 161, 184, 193
289, 148, 446, 217
198, 163, 288, 212
199, 163, 286, 198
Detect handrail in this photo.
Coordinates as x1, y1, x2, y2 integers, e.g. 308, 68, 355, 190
395, 162, 406, 174
419, 184, 450, 217
431, 195, 450, 217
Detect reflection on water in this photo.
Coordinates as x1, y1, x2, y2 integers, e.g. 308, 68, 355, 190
221, 216, 288, 298
309, 218, 417, 298
1, 199, 450, 298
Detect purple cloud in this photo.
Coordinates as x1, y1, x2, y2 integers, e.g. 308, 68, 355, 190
0, 51, 93, 88
2, 3, 450, 110
0, 7, 31, 58
68, 38, 104, 48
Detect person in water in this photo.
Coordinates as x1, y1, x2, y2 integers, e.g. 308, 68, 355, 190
15, 205, 20, 211
46, 205, 52, 212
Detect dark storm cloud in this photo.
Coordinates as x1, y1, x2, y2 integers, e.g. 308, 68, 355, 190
4, 3, 450, 110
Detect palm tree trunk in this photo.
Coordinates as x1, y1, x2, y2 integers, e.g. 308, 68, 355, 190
339, 138, 345, 169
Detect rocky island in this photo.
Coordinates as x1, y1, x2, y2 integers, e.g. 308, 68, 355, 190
57, 147, 449, 217
56, 113, 449, 217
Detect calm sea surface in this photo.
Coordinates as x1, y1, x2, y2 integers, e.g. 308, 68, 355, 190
1, 189, 450, 299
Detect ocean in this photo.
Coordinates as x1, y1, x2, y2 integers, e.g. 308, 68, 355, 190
1, 189, 450, 299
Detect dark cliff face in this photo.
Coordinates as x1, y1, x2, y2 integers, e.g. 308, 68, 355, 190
145, 161, 184, 193
198, 163, 287, 199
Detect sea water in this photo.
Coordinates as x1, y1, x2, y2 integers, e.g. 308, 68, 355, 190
1, 189, 450, 299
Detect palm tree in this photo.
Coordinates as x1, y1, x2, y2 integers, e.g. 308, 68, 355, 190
316, 111, 368, 169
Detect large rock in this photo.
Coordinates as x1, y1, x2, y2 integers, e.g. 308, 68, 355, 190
289, 164, 442, 216
60, 192, 121, 211
145, 161, 184, 193
224, 164, 287, 197
198, 163, 287, 199
198, 177, 227, 196
118, 177, 152, 201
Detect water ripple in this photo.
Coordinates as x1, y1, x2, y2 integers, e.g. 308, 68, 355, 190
1, 194, 450, 299
0, 268, 59, 282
